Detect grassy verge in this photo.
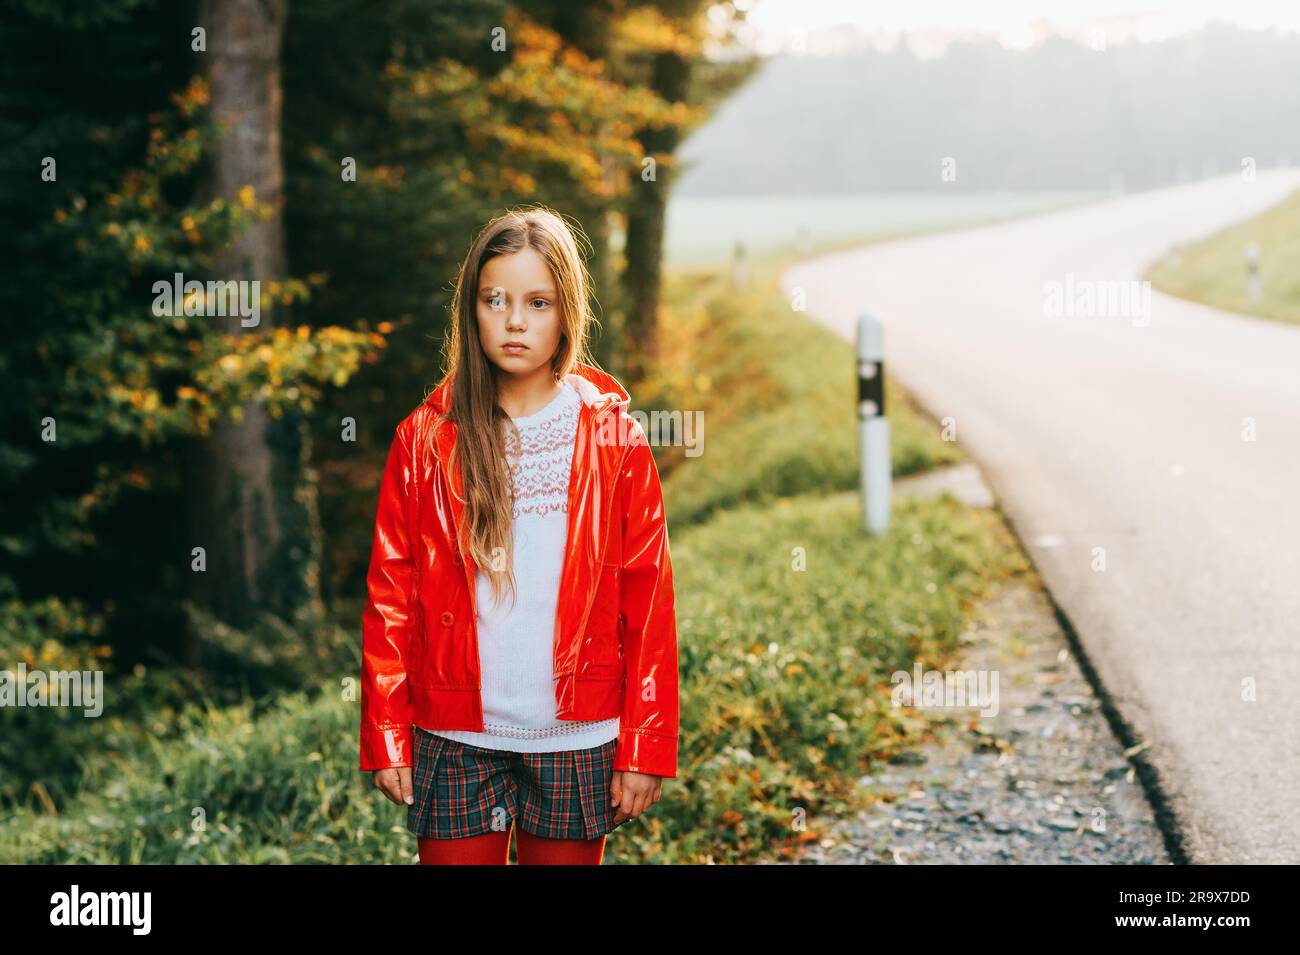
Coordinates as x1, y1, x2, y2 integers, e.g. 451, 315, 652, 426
1144, 186, 1300, 325
637, 266, 963, 527
0, 259, 1032, 864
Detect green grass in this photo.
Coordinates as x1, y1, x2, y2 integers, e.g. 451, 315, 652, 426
0, 258, 1032, 864
0, 490, 1026, 865
2, 693, 410, 864
637, 489, 1026, 862
1145, 186, 1300, 325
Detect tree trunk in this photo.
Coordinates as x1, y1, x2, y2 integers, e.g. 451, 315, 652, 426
546, 2, 624, 376
186, 0, 322, 663
623, 46, 690, 384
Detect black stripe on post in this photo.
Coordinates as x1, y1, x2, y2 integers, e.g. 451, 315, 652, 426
858, 360, 884, 418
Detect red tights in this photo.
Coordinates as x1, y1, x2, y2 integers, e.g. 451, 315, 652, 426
417, 822, 605, 865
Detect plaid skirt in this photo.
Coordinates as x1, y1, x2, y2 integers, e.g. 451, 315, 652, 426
406, 725, 624, 841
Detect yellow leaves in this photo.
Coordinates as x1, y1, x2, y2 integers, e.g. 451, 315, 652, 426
509, 10, 564, 60
171, 75, 210, 115
182, 321, 381, 425
115, 387, 162, 415
181, 216, 195, 231
132, 233, 151, 254
613, 6, 701, 57
238, 185, 256, 209
501, 168, 537, 193
376, 321, 394, 334
560, 47, 606, 78
369, 164, 406, 187
408, 71, 434, 98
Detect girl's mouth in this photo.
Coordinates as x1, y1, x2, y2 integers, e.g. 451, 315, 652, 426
503, 343, 528, 353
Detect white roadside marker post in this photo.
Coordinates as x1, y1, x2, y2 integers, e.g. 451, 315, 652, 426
858, 312, 891, 534
1246, 241, 1262, 305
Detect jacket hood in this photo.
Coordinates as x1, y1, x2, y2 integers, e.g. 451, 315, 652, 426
423, 360, 630, 416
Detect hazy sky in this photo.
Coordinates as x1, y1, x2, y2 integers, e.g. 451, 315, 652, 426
735, 0, 1300, 55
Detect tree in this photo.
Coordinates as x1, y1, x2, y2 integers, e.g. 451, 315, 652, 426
618, 3, 700, 381
186, 0, 325, 648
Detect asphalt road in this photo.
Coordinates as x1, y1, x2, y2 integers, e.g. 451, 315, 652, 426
782, 170, 1300, 863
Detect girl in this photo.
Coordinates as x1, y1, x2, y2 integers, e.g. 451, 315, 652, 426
358, 206, 679, 865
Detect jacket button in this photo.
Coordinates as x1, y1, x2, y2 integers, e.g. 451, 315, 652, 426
440, 611, 454, 626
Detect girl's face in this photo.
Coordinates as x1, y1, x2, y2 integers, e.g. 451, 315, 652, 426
476, 248, 563, 380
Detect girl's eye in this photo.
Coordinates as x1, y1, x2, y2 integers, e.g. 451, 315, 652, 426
529, 298, 549, 309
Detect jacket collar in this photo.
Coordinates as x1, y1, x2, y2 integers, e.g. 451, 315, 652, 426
423, 360, 629, 417
422, 360, 631, 634
422, 359, 630, 551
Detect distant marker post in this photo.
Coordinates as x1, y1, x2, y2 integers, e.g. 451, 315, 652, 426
1246, 241, 1262, 305
857, 312, 891, 534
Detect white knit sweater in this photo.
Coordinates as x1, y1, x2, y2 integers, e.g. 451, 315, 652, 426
424, 375, 621, 752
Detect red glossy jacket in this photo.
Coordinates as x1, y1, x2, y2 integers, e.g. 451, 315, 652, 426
358, 361, 680, 778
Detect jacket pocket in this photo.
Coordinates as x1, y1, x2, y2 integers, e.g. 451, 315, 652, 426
408, 601, 427, 676
578, 611, 626, 682
419, 604, 468, 686
581, 561, 622, 669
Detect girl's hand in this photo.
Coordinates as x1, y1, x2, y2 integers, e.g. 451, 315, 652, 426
610, 770, 662, 825
373, 766, 414, 805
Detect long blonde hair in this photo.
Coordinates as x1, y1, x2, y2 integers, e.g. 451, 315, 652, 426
432, 205, 600, 608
